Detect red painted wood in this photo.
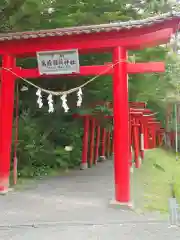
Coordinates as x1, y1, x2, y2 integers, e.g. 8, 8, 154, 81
94, 125, 101, 164
129, 101, 146, 108
130, 113, 143, 117
144, 124, 149, 149
89, 118, 95, 167
6, 62, 165, 79
111, 131, 114, 155
111, 132, 113, 156
106, 63, 165, 75
147, 118, 157, 121
113, 47, 130, 203
151, 125, 156, 148
101, 128, 106, 157
0, 55, 16, 192
159, 133, 163, 146
148, 127, 153, 149
129, 120, 133, 166
129, 119, 132, 147
81, 116, 89, 168
15, 66, 113, 78
130, 108, 153, 114
150, 124, 161, 148
134, 115, 145, 160
0, 28, 173, 55
148, 121, 161, 125
132, 118, 140, 168
140, 124, 145, 160
157, 131, 162, 146
107, 131, 111, 158
128, 62, 165, 73
90, 101, 148, 110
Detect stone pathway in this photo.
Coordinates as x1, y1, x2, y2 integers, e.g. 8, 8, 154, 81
0, 160, 179, 239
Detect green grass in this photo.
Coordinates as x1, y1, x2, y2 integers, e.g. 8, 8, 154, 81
132, 148, 180, 213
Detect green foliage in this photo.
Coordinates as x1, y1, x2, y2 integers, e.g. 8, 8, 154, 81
12, 108, 83, 177
12, 110, 56, 177
94, 105, 113, 116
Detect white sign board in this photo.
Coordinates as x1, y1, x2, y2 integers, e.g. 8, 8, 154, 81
37, 49, 80, 75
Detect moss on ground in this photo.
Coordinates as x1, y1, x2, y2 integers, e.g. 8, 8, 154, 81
132, 148, 180, 213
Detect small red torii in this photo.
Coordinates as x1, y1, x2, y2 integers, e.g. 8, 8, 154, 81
74, 101, 162, 170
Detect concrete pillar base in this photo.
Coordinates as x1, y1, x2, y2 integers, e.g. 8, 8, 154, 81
80, 162, 88, 170
0, 187, 13, 195
135, 157, 142, 168
139, 157, 142, 166
94, 160, 98, 165
0, 177, 9, 195
130, 166, 134, 173
109, 200, 134, 210
99, 156, 106, 162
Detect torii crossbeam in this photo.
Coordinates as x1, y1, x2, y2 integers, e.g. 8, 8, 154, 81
2, 62, 165, 78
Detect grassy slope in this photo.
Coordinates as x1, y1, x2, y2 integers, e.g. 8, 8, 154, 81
132, 148, 180, 212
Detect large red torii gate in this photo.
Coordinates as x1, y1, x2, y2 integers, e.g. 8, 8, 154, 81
0, 12, 180, 207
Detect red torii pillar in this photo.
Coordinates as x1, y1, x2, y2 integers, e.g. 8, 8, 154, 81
130, 111, 147, 162
0, 55, 16, 193
136, 114, 145, 161
130, 112, 141, 168
148, 121, 161, 148
100, 128, 107, 160
129, 108, 143, 166
81, 116, 90, 170
132, 119, 141, 168
142, 114, 155, 149
113, 47, 130, 203
139, 113, 158, 157
89, 118, 96, 167
129, 115, 133, 166
107, 130, 111, 158
140, 117, 145, 160
157, 128, 165, 146
113, 56, 165, 204
95, 124, 101, 164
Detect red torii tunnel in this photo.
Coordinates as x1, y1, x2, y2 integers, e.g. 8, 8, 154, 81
74, 101, 163, 170
0, 12, 179, 206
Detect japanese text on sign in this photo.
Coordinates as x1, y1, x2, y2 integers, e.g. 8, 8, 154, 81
37, 49, 80, 75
